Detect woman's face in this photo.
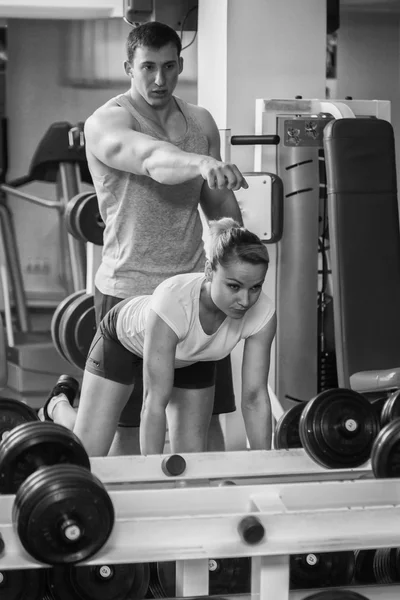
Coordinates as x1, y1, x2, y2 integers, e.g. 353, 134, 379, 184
209, 259, 268, 319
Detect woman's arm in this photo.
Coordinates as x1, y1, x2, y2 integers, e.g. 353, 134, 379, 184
241, 313, 277, 449
140, 310, 179, 455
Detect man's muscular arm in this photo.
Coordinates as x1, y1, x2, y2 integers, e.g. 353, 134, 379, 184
198, 108, 244, 225
84, 105, 247, 191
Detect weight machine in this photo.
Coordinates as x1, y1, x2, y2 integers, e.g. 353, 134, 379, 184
241, 98, 395, 412
0, 122, 89, 393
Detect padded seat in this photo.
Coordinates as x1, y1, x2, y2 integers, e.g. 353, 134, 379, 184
324, 118, 400, 393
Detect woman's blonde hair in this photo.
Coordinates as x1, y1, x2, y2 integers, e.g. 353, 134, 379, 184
206, 218, 269, 270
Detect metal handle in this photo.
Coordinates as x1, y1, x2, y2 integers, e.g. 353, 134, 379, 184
231, 135, 280, 146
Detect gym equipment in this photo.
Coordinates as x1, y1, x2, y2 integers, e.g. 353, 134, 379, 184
371, 418, 400, 478
253, 98, 391, 409
51, 291, 96, 371
290, 551, 355, 589
51, 290, 86, 360
151, 557, 251, 597
0, 567, 47, 600
0, 122, 91, 393
64, 191, 95, 241
0, 421, 114, 564
353, 549, 377, 584
91, 446, 371, 487
161, 454, 187, 476
371, 395, 390, 427
372, 547, 400, 584
65, 192, 104, 246
324, 119, 400, 392
58, 293, 95, 370
298, 388, 379, 468
303, 592, 370, 600
3, 461, 400, 600
274, 403, 304, 449
381, 390, 400, 427
47, 562, 150, 600
0, 398, 39, 442
324, 117, 400, 396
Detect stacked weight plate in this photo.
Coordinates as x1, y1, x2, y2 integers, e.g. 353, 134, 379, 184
64, 192, 104, 246
51, 290, 96, 371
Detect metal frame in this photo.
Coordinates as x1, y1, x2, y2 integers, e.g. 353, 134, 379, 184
90, 448, 370, 487
2, 471, 400, 600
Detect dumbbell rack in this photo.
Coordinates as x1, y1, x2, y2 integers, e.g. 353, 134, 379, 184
89, 448, 370, 487
1, 450, 400, 600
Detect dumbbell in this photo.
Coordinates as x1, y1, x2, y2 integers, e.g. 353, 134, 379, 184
371, 417, 400, 478
0, 421, 114, 565
290, 551, 355, 589
380, 389, 400, 427
274, 388, 379, 469
0, 567, 47, 600
303, 591, 370, 600
353, 549, 376, 584
47, 562, 150, 600
0, 397, 39, 442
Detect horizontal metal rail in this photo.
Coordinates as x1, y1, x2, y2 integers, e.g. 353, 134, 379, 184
1, 184, 62, 210
90, 449, 370, 487
1, 478, 399, 570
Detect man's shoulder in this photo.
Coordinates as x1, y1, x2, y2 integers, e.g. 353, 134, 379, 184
178, 99, 213, 124
88, 96, 133, 121
86, 94, 138, 131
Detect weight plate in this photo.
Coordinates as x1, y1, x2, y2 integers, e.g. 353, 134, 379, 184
75, 193, 105, 246
371, 418, 400, 477
148, 563, 165, 599
372, 547, 400, 584
51, 290, 86, 361
14, 464, 114, 565
299, 388, 379, 469
381, 390, 400, 427
73, 305, 97, 365
290, 551, 355, 589
59, 294, 95, 371
274, 403, 305, 449
0, 421, 90, 494
303, 591, 370, 600
371, 395, 388, 427
0, 567, 46, 600
208, 557, 251, 595
0, 398, 39, 443
64, 192, 94, 241
156, 557, 251, 597
47, 562, 149, 600
354, 549, 376, 584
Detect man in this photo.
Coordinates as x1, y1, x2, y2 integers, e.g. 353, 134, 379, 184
83, 20, 247, 455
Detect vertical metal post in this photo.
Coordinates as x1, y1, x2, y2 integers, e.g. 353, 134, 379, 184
0, 202, 30, 332
175, 559, 209, 597
58, 163, 86, 292
251, 554, 290, 600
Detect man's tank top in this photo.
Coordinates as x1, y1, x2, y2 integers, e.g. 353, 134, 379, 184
92, 95, 209, 298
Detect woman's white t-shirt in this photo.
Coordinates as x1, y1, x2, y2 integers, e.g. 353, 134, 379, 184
116, 272, 275, 368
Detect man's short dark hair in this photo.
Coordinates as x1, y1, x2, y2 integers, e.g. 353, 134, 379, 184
126, 21, 182, 63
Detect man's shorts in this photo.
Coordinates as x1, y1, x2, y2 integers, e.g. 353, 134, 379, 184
94, 287, 236, 427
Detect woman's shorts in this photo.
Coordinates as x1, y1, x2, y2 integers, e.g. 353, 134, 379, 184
85, 298, 217, 389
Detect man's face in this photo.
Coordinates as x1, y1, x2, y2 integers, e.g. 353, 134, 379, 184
126, 43, 183, 108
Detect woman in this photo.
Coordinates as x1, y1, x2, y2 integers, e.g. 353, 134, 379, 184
42, 218, 276, 455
